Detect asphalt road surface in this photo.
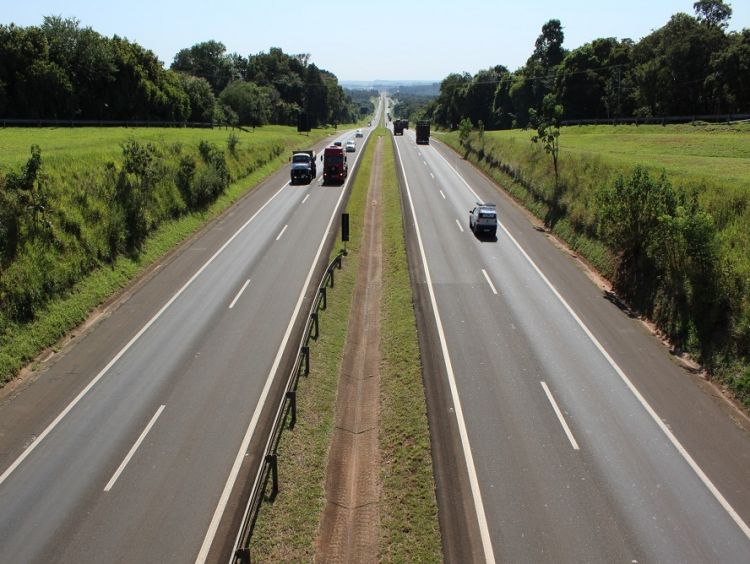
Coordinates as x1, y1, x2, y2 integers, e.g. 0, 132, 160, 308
0, 105, 379, 563
393, 124, 750, 563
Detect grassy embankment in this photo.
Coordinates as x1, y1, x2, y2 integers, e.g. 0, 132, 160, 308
0, 125, 337, 384
251, 125, 441, 560
440, 123, 750, 404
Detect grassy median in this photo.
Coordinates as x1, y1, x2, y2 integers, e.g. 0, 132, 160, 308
378, 132, 442, 560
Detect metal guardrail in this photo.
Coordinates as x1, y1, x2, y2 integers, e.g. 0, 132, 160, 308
561, 113, 750, 126
0, 118, 214, 128
232, 250, 345, 563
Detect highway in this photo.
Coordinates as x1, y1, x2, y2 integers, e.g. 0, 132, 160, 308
392, 123, 750, 562
0, 104, 379, 563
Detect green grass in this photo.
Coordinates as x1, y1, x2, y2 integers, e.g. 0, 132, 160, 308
477, 123, 750, 191
250, 123, 442, 561
0, 125, 337, 384
379, 131, 442, 561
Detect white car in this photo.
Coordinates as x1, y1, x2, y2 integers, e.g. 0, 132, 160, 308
355, 129, 363, 138
345, 140, 356, 152
469, 202, 498, 238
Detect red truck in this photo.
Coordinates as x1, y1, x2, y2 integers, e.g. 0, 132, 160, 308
323, 145, 348, 184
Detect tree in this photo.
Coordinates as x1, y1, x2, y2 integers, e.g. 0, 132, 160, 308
530, 94, 564, 225
464, 67, 507, 129
219, 80, 272, 127
632, 13, 728, 115
707, 29, 750, 112
304, 64, 328, 126
433, 72, 471, 129
530, 19, 566, 68
694, 0, 733, 30
177, 73, 216, 122
171, 40, 235, 93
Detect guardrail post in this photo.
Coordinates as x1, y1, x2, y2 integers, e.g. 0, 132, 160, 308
235, 547, 251, 564
311, 312, 319, 340
302, 346, 310, 375
319, 287, 327, 310
266, 453, 279, 497
286, 390, 297, 428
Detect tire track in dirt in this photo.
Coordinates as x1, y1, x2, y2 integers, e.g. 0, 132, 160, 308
315, 137, 383, 563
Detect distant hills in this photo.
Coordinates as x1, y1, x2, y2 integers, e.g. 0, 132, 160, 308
342, 80, 440, 95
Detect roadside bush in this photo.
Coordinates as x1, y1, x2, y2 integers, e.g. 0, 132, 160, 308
180, 141, 229, 208
597, 167, 723, 352
227, 131, 240, 155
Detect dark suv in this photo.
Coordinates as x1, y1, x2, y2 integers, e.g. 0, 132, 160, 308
469, 202, 498, 238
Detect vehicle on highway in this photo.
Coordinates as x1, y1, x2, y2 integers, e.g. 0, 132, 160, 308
323, 145, 348, 184
469, 202, 498, 237
416, 120, 430, 145
333, 140, 343, 147
356, 128, 363, 137
345, 140, 356, 152
290, 150, 316, 184
393, 119, 406, 135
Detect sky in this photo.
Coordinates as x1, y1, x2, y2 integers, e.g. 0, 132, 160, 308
4, 0, 749, 82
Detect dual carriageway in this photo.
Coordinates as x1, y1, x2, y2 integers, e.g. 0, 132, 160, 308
0, 98, 749, 562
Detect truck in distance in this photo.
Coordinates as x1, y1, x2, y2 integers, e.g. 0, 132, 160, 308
290, 150, 317, 184
323, 145, 348, 184
416, 121, 430, 145
393, 119, 406, 135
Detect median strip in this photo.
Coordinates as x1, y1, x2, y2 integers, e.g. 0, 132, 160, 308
250, 120, 442, 561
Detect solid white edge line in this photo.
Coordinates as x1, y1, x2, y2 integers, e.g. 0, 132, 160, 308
0, 180, 291, 489
540, 382, 580, 450
435, 143, 750, 541
228, 279, 251, 310
393, 137, 496, 563
440, 190, 446, 199
481, 269, 498, 295
275, 224, 288, 241
104, 405, 166, 492
301, 193, 310, 204
455, 219, 464, 233
196, 124, 376, 564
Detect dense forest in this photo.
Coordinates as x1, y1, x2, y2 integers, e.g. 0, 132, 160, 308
0, 16, 367, 127
418, 0, 749, 129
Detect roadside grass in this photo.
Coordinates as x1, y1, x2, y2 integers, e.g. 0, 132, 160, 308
472, 123, 750, 191
379, 132, 442, 560
438, 123, 750, 405
250, 124, 442, 561
249, 129, 372, 559
0, 126, 336, 384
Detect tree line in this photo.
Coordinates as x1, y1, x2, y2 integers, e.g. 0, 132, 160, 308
424, 0, 748, 129
0, 16, 366, 127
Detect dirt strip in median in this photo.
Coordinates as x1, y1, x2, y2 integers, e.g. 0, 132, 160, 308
315, 137, 384, 562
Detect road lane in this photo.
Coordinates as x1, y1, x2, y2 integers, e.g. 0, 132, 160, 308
0, 105, 380, 562
394, 126, 750, 562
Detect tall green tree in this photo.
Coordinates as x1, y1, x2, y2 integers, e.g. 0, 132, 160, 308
694, 0, 733, 29
171, 40, 237, 93
177, 73, 216, 122
218, 80, 272, 127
